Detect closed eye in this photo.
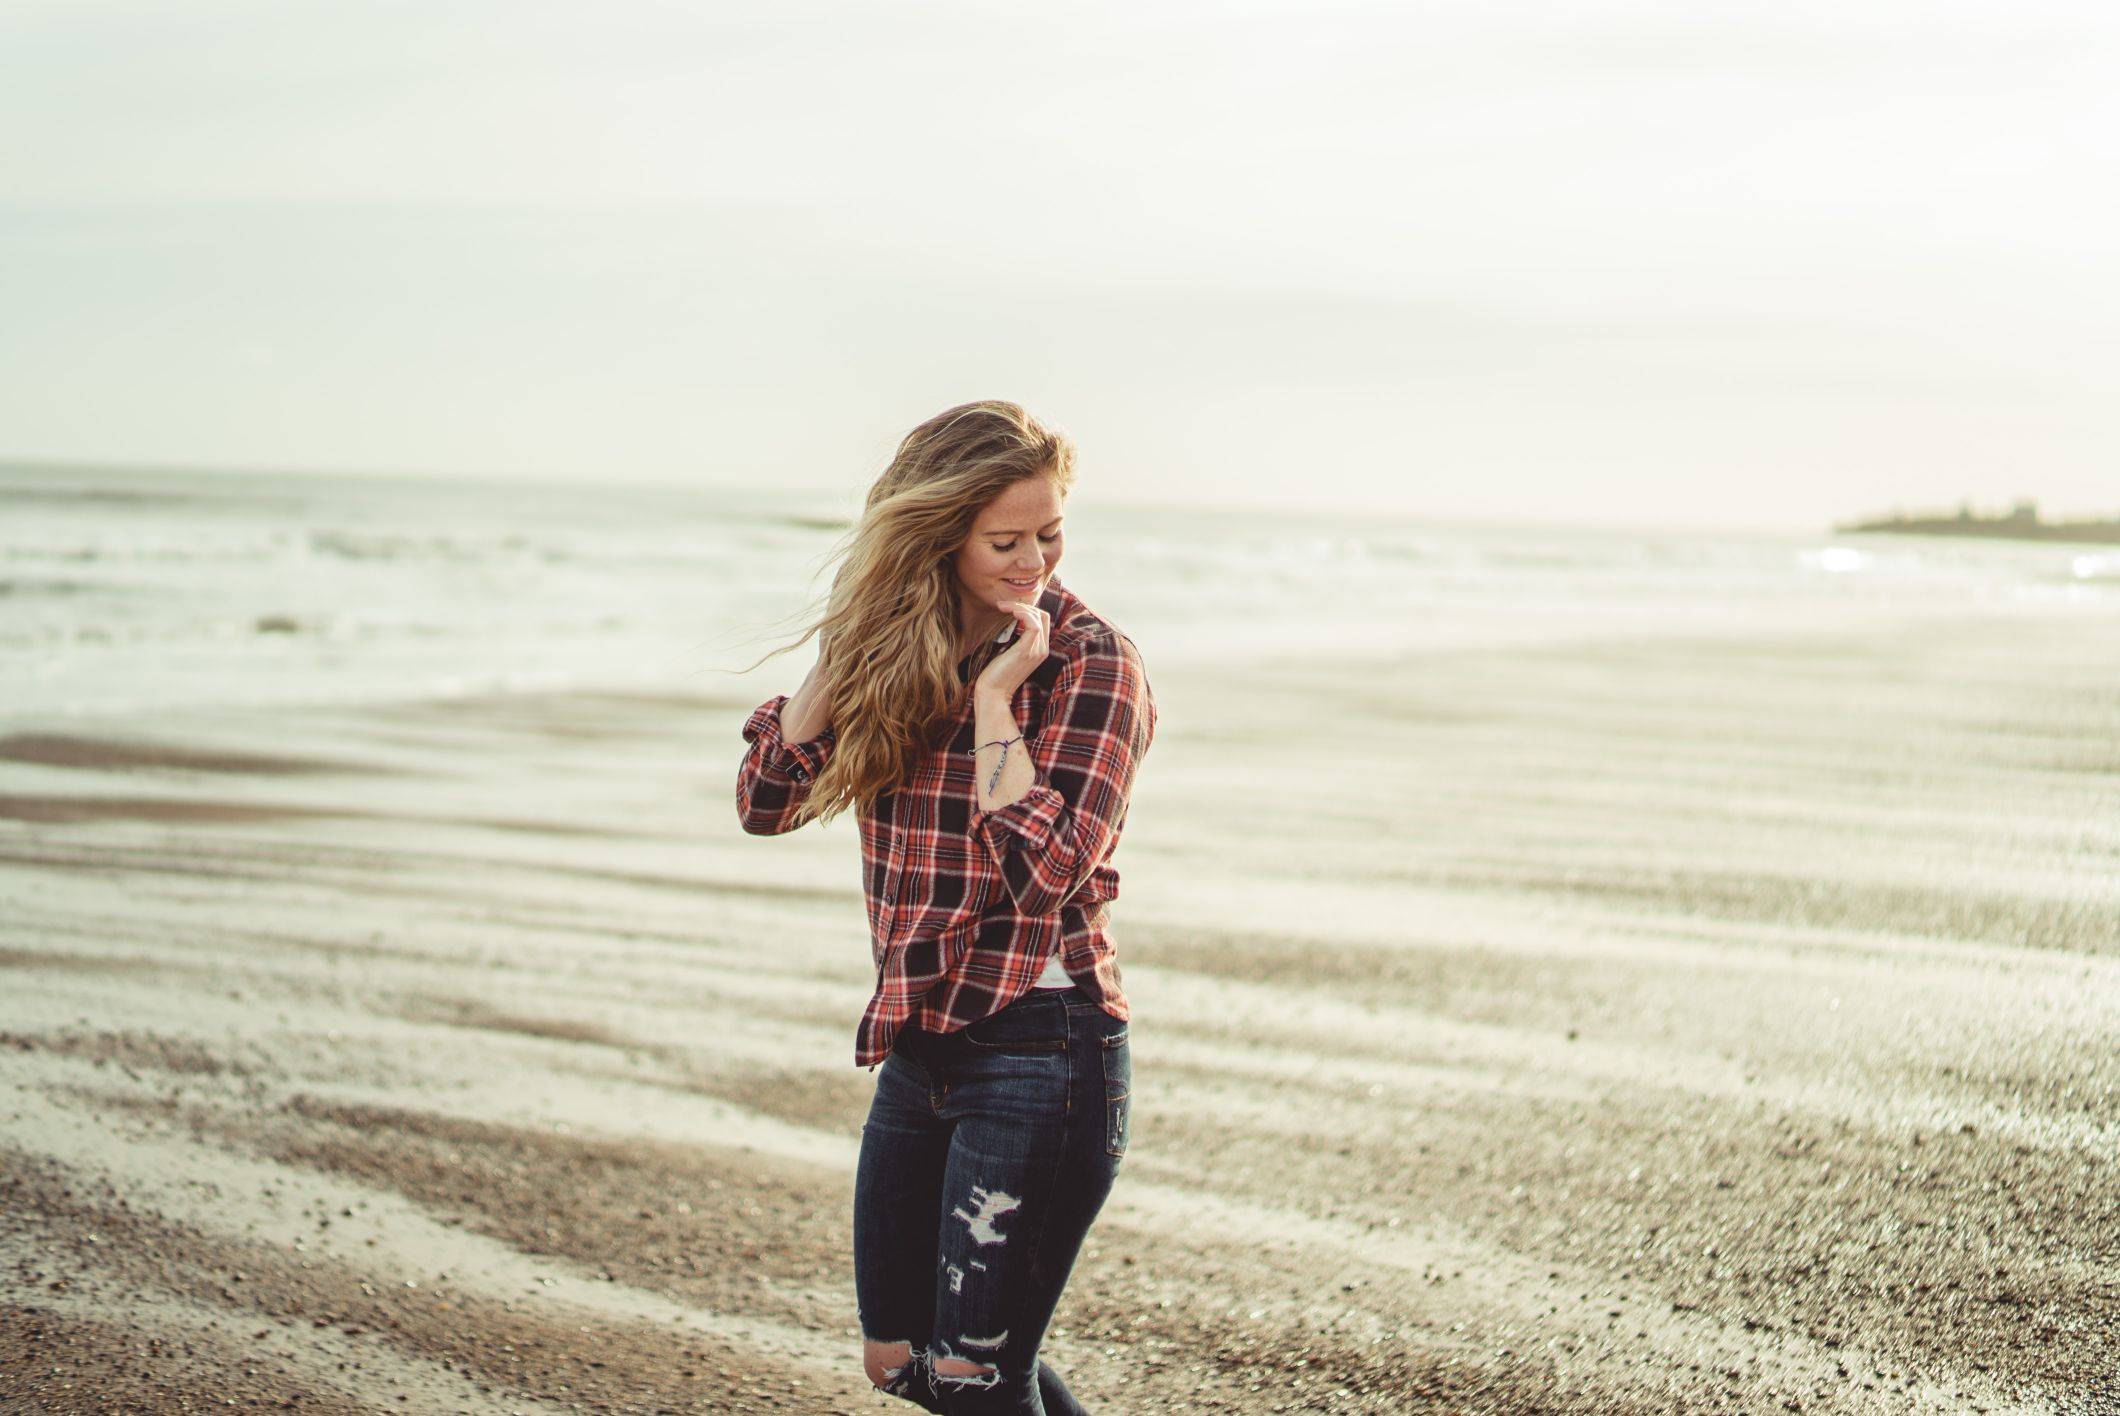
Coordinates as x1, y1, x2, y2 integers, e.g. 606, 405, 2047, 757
991, 533, 1060, 552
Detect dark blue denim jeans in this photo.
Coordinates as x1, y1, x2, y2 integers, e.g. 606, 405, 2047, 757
854, 983, 1131, 1414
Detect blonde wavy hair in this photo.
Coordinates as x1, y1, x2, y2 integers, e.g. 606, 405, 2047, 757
741, 400, 1078, 828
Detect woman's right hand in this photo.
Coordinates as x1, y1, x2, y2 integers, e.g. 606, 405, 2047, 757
779, 646, 834, 744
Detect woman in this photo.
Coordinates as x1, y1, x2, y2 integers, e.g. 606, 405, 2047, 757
733, 400, 1157, 1412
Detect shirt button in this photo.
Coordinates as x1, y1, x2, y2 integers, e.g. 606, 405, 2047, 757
789, 764, 808, 782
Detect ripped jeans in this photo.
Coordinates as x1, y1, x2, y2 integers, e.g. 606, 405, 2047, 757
854, 984, 1131, 1414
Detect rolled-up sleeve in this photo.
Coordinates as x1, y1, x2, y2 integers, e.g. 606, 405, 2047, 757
736, 693, 837, 835
969, 632, 1155, 917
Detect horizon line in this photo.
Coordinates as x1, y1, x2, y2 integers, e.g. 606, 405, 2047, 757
0, 449, 1959, 540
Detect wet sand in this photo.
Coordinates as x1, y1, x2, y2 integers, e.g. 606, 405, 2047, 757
3, 609, 2117, 1413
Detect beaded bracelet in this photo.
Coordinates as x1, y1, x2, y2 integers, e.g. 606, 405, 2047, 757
967, 734, 1022, 798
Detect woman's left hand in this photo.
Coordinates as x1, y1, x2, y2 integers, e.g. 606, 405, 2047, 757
972, 599, 1050, 702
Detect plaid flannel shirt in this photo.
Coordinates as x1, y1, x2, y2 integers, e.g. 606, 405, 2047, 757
735, 577, 1155, 1067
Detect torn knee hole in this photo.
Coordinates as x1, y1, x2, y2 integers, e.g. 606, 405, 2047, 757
863, 1339, 920, 1390
929, 1354, 1002, 1389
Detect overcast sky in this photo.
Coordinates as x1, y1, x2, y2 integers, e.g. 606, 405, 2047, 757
3, 0, 2115, 530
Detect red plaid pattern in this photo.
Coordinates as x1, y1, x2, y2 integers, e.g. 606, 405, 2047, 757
736, 577, 1156, 1067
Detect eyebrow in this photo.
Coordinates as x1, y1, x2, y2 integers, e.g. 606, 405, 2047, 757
981, 516, 1065, 536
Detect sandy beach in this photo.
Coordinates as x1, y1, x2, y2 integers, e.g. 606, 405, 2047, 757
4, 599, 2118, 1413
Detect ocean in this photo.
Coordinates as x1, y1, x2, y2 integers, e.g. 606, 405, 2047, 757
5, 459, 2115, 721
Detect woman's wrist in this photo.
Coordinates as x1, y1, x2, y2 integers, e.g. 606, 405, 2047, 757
779, 664, 833, 743
971, 688, 1031, 810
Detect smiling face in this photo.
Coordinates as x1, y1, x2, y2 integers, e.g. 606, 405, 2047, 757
949, 473, 1066, 646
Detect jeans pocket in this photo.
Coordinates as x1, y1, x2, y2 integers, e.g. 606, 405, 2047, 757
1100, 1026, 1131, 1158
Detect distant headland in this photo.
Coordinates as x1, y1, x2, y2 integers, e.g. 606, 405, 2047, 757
1836, 499, 2120, 546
